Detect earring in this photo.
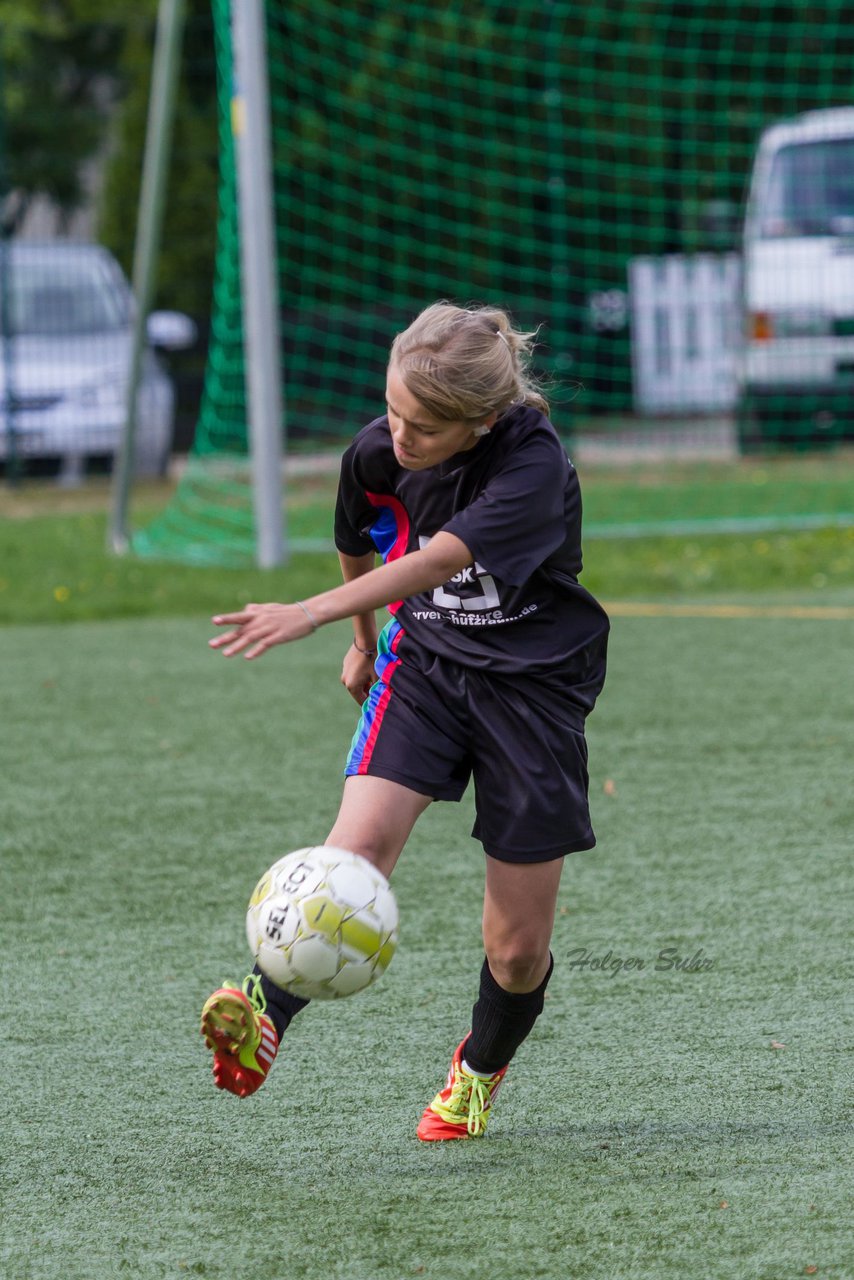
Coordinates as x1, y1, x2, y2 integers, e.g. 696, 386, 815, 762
473, 425, 491, 437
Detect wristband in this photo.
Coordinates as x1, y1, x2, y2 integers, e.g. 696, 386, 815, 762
352, 640, 377, 658
295, 600, 319, 631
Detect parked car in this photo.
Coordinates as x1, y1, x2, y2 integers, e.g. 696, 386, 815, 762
738, 106, 854, 449
0, 241, 196, 478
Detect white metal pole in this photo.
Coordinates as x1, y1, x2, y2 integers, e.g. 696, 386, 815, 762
231, 0, 286, 568
109, 0, 186, 553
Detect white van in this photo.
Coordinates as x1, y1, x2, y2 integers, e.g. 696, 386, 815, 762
739, 106, 854, 450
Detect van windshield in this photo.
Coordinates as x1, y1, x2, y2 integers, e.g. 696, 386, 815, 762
761, 138, 854, 238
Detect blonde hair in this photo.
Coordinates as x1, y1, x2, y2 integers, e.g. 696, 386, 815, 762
389, 301, 549, 421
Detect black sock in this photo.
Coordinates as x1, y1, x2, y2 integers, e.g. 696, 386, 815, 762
463, 954, 554, 1075
253, 964, 309, 1041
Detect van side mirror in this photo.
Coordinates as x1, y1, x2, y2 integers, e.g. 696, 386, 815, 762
147, 310, 198, 351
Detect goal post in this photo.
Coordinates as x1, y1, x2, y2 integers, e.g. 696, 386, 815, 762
229, 0, 285, 568
109, 0, 186, 554
124, 0, 287, 568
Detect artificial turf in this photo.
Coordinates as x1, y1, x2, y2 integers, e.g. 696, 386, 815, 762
3, 459, 854, 626
2, 505, 854, 628
1, 609, 851, 1279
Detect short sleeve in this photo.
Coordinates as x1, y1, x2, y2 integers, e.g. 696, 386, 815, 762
442, 436, 579, 586
334, 439, 379, 556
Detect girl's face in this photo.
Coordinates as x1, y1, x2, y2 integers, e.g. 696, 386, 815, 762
385, 366, 497, 470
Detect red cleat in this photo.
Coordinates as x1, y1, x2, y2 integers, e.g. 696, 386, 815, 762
417, 1037, 508, 1141
200, 976, 278, 1098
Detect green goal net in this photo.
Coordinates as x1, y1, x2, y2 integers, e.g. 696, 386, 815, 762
135, 0, 854, 565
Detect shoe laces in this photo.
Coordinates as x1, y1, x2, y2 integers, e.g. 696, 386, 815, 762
240, 972, 268, 1017
440, 1064, 495, 1136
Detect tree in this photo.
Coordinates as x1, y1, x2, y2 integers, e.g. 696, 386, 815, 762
98, 0, 220, 319
0, 1, 218, 319
0, 1, 130, 232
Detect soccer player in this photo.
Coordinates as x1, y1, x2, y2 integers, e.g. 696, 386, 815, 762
201, 302, 609, 1140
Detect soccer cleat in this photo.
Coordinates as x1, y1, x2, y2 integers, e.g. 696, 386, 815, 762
200, 973, 279, 1098
416, 1036, 508, 1141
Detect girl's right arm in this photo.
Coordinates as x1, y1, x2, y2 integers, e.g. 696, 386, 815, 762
338, 550, 379, 704
209, 530, 473, 662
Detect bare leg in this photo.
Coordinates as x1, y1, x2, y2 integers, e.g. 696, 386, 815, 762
481, 856, 564, 992
326, 774, 433, 879
248, 775, 431, 1041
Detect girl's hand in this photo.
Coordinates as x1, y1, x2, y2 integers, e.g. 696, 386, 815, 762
340, 644, 376, 704
209, 603, 314, 660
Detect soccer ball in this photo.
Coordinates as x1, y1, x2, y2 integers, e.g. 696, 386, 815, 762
246, 846, 399, 1000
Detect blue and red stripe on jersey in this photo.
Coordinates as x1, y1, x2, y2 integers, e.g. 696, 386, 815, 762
366, 491, 410, 563
366, 491, 410, 614
345, 619, 405, 776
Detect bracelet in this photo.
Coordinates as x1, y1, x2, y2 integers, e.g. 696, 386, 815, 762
295, 600, 319, 631
352, 640, 377, 658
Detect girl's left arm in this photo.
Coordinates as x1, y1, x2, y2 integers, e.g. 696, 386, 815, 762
209, 531, 472, 660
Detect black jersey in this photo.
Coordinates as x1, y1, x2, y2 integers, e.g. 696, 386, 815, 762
334, 403, 609, 695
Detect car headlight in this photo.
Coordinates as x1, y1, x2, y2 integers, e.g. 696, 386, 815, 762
749, 310, 832, 340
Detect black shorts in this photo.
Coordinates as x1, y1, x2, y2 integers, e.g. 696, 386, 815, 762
345, 620, 600, 863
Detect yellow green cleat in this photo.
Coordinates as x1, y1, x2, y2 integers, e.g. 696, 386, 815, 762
417, 1036, 508, 1141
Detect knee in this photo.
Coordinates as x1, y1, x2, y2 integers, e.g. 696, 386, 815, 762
332, 839, 395, 880
324, 825, 397, 880
484, 940, 551, 993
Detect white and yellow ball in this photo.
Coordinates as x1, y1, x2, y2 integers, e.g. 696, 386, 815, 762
246, 846, 399, 1000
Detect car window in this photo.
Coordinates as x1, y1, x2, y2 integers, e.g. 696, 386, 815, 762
760, 138, 854, 238
0, 255, 130, 337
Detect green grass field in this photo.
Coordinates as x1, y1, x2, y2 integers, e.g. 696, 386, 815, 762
2, 578, 853, 1277
2, 458, 854, 626
2, 469, 853, 1279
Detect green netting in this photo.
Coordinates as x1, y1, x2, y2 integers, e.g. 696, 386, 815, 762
134, 0, 253, 562
136, 0, 854, 565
